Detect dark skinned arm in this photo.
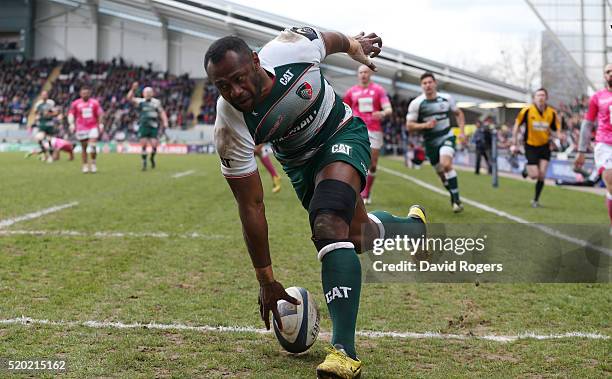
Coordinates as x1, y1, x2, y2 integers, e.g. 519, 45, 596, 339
321, 31, 382, 71
226, 171, 298, 330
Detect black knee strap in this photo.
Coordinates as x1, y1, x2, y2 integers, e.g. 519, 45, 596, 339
308, 179, 357, 229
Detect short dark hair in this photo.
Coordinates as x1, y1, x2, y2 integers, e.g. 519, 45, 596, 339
420, 72, 436, 82
534, 87, 548, 97
204, 36, 252, 72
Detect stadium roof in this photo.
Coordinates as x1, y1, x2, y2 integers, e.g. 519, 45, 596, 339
48, 0, 529, 103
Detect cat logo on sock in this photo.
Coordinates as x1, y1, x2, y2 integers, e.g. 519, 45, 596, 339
296, 82, 313, 100
325, 286, 352, 303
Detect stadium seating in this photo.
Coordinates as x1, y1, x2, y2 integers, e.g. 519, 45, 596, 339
0, 57, 57, 124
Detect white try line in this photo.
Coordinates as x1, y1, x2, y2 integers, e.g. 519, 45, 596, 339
378, 166, 612, 257
0, 229, 228, 240
0, 317, 608, 343
0, 202, 78, 229
172, 170, 196, 178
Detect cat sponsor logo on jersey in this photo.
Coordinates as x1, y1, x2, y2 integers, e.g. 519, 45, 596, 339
331, 143, 352, 156
279, 69, 294, 86
325, 286, 352, 303
296, 82, 313, 100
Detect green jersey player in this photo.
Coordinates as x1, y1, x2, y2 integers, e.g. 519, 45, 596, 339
406, 72, 466, 213
127, 82, 169, 171
32, 90, 58, 162
206, 27, 427, 378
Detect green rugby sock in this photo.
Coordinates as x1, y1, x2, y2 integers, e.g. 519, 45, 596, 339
445, 170, 460, 203
368, 210, 425, 240
321, 247, 361, 360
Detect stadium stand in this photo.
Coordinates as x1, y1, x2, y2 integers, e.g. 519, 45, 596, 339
0, 57, 57, 124
48, 57, 194, 140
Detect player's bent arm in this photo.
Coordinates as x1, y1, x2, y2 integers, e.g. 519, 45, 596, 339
406, 120, 430, 131
226, 172, 275, 283
321, 31, 381, 70
381, 103, 392, 117
160, 107, 169, 129
577, 120, 594, 153
455, 108, 466, 130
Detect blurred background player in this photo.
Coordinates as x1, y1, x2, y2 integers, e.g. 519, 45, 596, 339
127, 82, 169, 171
575, 63, 612, 228
472, 119, 492, 175
25, 136, 74, 161
68, 86, 103, 173
406, 72, 466, 213
254, 144, 281, 193
31, 90, 58, 162
343, 65, 392, 204
511, 88, 561, 208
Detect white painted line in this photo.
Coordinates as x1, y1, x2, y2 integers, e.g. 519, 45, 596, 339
172, 170, 196, 178
0, 317, 608, 343
378, 166, 612, 257
0, 229, 228, 240
0, 202, 78, 229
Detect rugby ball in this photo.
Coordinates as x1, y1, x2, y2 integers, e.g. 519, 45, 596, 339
272, 286, 320, 354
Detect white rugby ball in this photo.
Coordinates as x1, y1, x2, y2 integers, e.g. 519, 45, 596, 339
272, 286, 320, 354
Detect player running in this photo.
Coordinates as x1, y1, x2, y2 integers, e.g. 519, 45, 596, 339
343, 65, 392, 204
255, 144, 282, 193
575, 63, 612, 227
511, 88, 561, 208
127, 82, 169, 171
206, 28, 426, 378
406, 72, 466, 213
68, 86, 104, 173
31, 90, 58, 162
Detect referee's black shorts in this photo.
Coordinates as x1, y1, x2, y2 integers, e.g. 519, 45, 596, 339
525, 144, 551, 165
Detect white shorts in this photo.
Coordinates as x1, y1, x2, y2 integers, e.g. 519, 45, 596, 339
439, 145, 455, 158
368, 130, 384, 150
76, 128, 99, 141
594, 142, 612, 170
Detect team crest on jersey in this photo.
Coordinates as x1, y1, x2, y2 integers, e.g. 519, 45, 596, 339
296, 82, 313, 100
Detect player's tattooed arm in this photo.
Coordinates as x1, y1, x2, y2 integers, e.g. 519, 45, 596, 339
321, 31, 382, 71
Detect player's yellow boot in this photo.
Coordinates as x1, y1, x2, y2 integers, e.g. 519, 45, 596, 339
272, 175, 282, 193
316, 345, 362, 379
408, 204, 427, 224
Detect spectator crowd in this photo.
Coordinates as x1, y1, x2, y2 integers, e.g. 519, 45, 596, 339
0, 57, 598, 153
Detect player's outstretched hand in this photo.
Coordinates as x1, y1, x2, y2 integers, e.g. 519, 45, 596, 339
258, 281, 300, 331
349, 32, 382, 71
131, 81, 139, 90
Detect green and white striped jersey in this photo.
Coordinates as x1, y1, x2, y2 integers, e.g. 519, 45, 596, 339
135, 97, 163, 129
35, 99, 56, 129
406, 93, 457, 147
214, 27, 353, 178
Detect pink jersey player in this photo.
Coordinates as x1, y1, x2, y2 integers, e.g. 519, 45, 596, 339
52, 137, 73, 152
577, 63, 612, 227
343, 82, 390, 133
584, 89, 612, 145
343, 65, 393, 204
69, 97, 102, 134
68, 87, 103, 173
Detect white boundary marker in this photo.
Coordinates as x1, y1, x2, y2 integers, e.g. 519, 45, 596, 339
172, 170, 196, 178
0, 317, 608, 343
0, 229, 228, 240
0, 202, 78, 229
378, 166, 612, 257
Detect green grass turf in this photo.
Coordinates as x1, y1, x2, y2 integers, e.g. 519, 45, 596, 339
0, 152, 610, 378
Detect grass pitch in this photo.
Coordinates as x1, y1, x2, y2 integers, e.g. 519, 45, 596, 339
0, 152, 610, 378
